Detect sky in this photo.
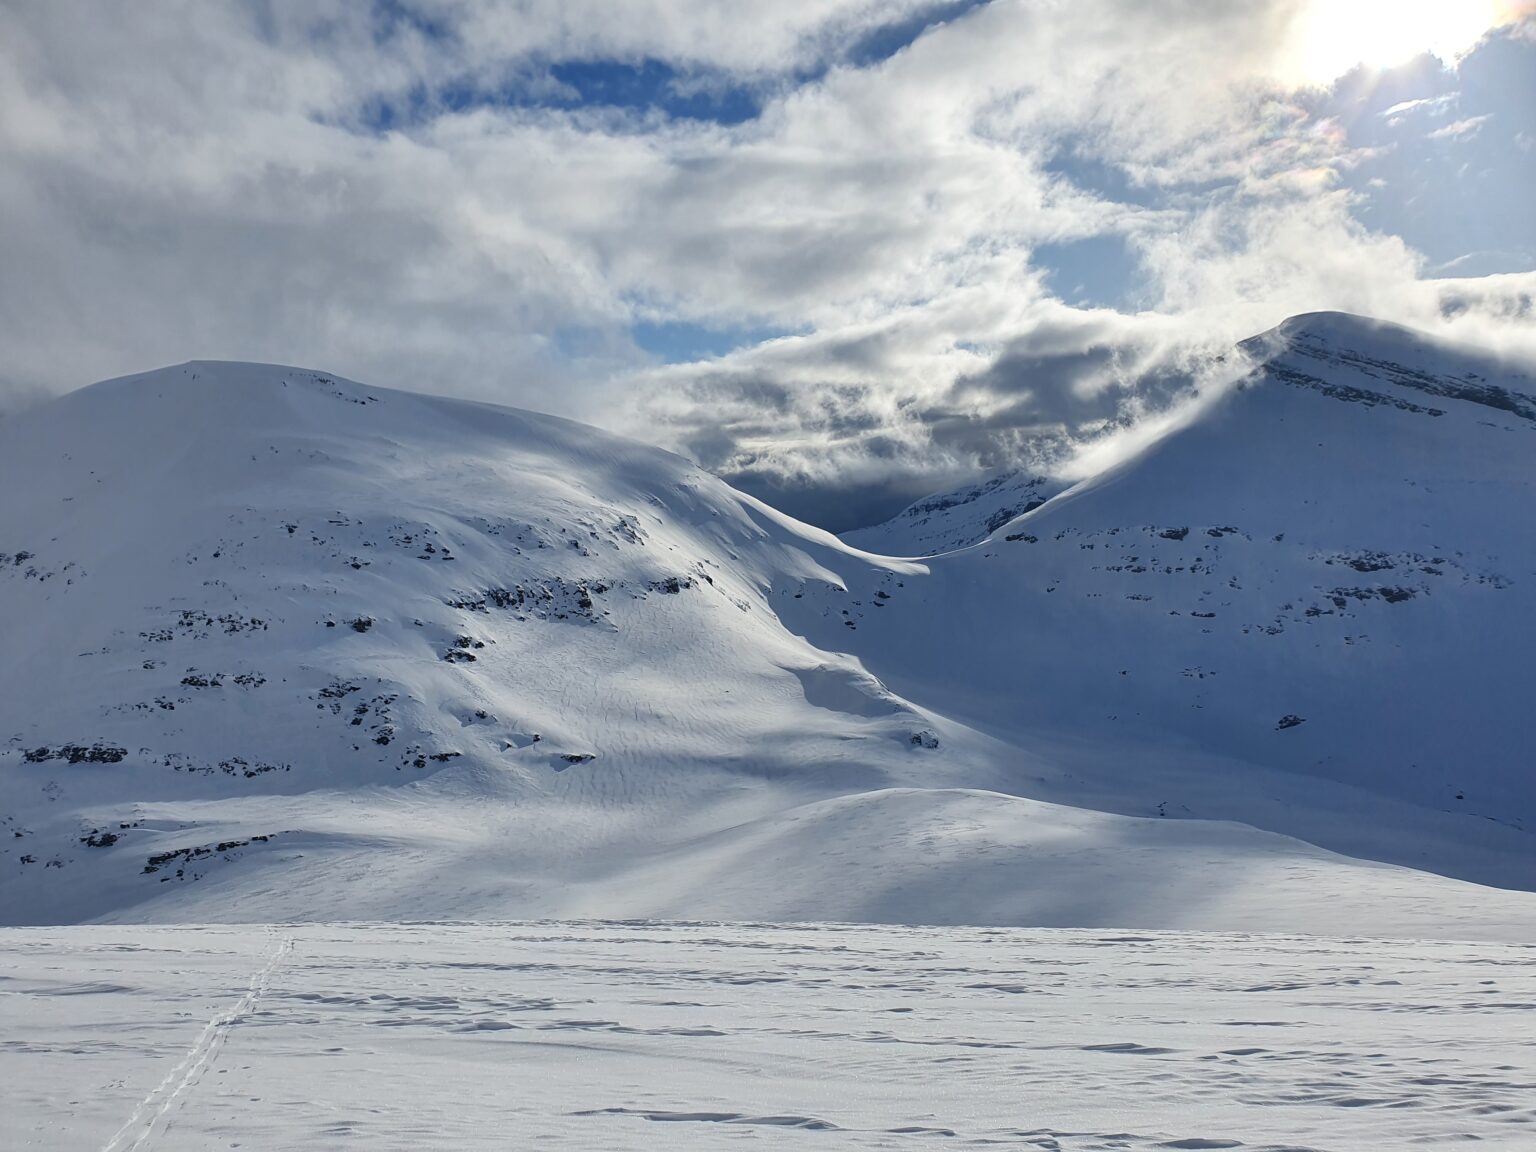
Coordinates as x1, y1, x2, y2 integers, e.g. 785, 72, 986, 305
1, 1, 1534, 529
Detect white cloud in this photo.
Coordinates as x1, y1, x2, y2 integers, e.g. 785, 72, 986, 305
1428, 114, 1493, 140
0, 0, 1531, 524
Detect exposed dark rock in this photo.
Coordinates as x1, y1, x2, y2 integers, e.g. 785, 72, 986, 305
648, 576, 694, 594
217, 757, 289, 778
1331, 586, 1418, 607
23, 743, 127, 765
984, 500, 1047, 534
143, 833, 277, 875
1269, 363, 1447, 416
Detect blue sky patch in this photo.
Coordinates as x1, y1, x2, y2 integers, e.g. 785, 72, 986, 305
843, 0, 993, 68
1032, 235, 1146, 311
550, 58, 762, 125
1312, 32, 1536, 275
353, 58, 764, 133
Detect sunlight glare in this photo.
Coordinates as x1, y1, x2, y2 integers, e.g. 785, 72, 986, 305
1291, 0, 1515, 84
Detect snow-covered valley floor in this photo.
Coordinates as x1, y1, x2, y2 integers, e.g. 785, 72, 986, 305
4, 921, 1533, 1151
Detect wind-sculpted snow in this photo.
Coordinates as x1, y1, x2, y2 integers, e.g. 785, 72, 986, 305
4, 921, 1536, 1150
1, 315, 1534, 930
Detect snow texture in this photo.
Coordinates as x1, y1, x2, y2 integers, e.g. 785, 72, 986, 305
3, 920, 1535, 1151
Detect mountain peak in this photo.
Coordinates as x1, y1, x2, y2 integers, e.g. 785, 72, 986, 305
1232, 311, 1536, 427
1239, 311, 1437, 362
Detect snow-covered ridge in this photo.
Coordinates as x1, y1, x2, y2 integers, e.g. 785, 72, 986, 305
3, 318, 1534, 932
841, 470, 1068, 556
1253, 311, 1536, 423
844, 312, 1536, 558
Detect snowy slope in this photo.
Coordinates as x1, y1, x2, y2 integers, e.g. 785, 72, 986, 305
842, 469, 1066, 556
786, 312, 1536, 891
2, 317, 1534, 931
0, 361, 950, 922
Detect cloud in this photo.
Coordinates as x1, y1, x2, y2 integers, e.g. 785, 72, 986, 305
1427, 114, 1492, 139
1, 1, 1532, 527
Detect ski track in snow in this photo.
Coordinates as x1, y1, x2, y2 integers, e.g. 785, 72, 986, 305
97, 928, 292, 1152
4, 921, 1535, 1151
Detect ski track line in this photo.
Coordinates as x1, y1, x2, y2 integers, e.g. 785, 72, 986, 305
100, 928, 294, 1152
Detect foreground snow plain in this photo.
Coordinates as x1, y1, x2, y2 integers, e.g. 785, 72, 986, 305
4, 920, 1534, 1151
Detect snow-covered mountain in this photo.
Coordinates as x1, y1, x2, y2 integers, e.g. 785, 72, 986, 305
3, 313, 1534, 933
814, 312, 1536, 888
842, 469, 1067, 556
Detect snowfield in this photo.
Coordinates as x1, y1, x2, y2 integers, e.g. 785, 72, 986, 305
3, 920, 1535, 1151
1, 312, 1535, 933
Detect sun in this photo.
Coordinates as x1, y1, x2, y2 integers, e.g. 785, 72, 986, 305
1290, 0, 1516, 85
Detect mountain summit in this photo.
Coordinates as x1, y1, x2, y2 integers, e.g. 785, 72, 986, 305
3, 319, 1534, 932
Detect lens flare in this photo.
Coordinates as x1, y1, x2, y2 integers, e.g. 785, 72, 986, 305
1289, 0, 1527, 85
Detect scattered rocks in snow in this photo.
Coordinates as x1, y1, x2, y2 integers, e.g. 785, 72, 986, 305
143, 833, 279, 877
449, 579, 612, 623
217, 757, 289, 778
22, 744, 127, 765
1270, 363, 1447, 417
139, 610, 267, 643
156, 752, 289, 778
1329, 586, 1418, 608
647, 576, 695, 595
317, 680, 361, 701
1338, 551, 1396, 573
441, 636, 485, 663
1288, 334, 1536, 421
404, 750, 462, 769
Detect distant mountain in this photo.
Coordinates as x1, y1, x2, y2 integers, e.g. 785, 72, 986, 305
3, 316, 1534, 934
842, 470, 1067, 556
